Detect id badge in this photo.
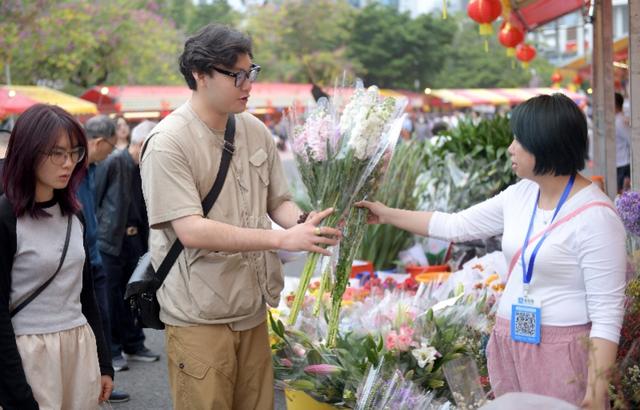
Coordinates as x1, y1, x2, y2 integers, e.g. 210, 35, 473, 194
510, 296, 541, 345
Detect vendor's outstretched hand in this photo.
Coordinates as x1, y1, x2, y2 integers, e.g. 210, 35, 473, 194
355, 200, 390, 224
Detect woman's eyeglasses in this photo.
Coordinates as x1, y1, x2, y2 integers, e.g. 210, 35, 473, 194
46, 147, 86, 166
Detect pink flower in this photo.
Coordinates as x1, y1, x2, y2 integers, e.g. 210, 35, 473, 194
303, 364, 341, 375
291, 111, 336, 162
385, 331, 398, 350
292, 343, 306, 357
396, 334, 413, 351
385, 326, 416, 351
280, 358, 293, 368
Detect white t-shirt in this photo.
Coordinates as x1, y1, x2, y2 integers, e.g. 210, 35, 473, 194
429, 179, 626, 343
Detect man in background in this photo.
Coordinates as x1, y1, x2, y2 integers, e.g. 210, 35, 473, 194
79, 115, 130, 403
96, 120, 160, 374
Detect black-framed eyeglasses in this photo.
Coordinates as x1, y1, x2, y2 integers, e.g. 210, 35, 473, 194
211, 64, 261, 88
46, 146, 86, 166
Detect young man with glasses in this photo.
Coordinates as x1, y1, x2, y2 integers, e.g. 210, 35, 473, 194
78, 115, 131, 403
141, 24, 340, 409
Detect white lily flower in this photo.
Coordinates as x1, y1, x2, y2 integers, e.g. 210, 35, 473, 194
411, 343, 439, 369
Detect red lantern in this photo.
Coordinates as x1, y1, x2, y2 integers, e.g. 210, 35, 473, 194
467, 0, 502, 36
515, 43, 536, 68
572, 73, 583, 85
498, 22, 524, 56
550, 72, 563, 88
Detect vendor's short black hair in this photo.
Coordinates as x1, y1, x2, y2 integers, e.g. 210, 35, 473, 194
179, 24, 253, 90
510, 93, 588, 176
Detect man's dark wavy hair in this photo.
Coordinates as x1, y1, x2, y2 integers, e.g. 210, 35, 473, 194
179, 24, 253, 91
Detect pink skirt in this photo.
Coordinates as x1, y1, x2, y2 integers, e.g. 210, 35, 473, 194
486, 317, 590, 407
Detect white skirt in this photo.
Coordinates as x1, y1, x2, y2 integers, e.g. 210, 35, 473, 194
15, 323, 102, 410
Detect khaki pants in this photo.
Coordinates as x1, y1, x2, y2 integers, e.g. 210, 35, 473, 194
166, 321, 274, 410
15, 324, 102, 410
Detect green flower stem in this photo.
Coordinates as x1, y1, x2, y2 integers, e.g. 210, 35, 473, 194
288, 213, 340, 326
327, 296, 344, 347
327, 208, 368, 346
312, 263, 332, 317
288, 251, 321, 326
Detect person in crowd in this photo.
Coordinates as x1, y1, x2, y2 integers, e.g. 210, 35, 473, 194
95, 120, 160, 372
79, 115, 130, 403
400, 112, 414, 141
115, 116, 131, 150
414, 113, 430, 142
357, 93, 626, 409
140, 24, 341, 409
615, 92, 631, 193
430, 120, 449, 137
0, 104, 113, 409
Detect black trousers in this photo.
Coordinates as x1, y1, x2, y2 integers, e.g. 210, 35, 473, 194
101, 235, 146, 358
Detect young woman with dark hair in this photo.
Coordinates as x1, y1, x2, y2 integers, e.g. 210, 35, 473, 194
358, 94, 626, 409
114, 115, 131, 150
0, 104, 114, 409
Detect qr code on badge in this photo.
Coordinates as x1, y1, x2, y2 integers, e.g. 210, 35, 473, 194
514, 310, 537, 337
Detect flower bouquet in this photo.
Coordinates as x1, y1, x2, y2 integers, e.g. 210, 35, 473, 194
287, 81, 407, 329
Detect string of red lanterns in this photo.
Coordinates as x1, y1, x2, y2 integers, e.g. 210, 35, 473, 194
466, 0, 540, 68
465, 0, 591, 88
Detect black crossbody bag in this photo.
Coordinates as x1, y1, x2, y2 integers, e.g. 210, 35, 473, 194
124, 115, 235, 330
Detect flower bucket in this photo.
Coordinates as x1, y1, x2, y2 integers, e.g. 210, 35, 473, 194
416, 271, 451, 284
405, 264, 450, 279
350, 260, 374, 279
284, 389, 339, 410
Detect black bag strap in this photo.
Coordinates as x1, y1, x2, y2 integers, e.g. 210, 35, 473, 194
149, 115, 236, 285
10, 214, 73, 318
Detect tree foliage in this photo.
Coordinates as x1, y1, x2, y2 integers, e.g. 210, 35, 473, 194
1, 1, 556, 92
347, 3, 456, 90
1, 0, 183, 93
247, 0, 357, 85
156, 0, 241, 34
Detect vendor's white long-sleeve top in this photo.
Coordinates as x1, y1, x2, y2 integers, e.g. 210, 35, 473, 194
429, 180, 626, 343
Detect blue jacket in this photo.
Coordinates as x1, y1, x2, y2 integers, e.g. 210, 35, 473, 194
77, 164, 102, 268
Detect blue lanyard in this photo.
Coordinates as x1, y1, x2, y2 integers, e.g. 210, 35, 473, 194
520, 174, 576, 294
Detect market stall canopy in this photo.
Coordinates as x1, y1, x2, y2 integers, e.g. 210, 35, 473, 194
427, 87, 586, 108
0, 87, 37, 118
81, 85, 190, 118
1, 85, 98, 116
82, 83, 426, 119
81, 83, 325, 117
511, 0, 589, 31
379, 89, 425, 108
561, 36, 628, 74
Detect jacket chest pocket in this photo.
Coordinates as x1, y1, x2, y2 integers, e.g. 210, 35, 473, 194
249, 148, 270, 187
